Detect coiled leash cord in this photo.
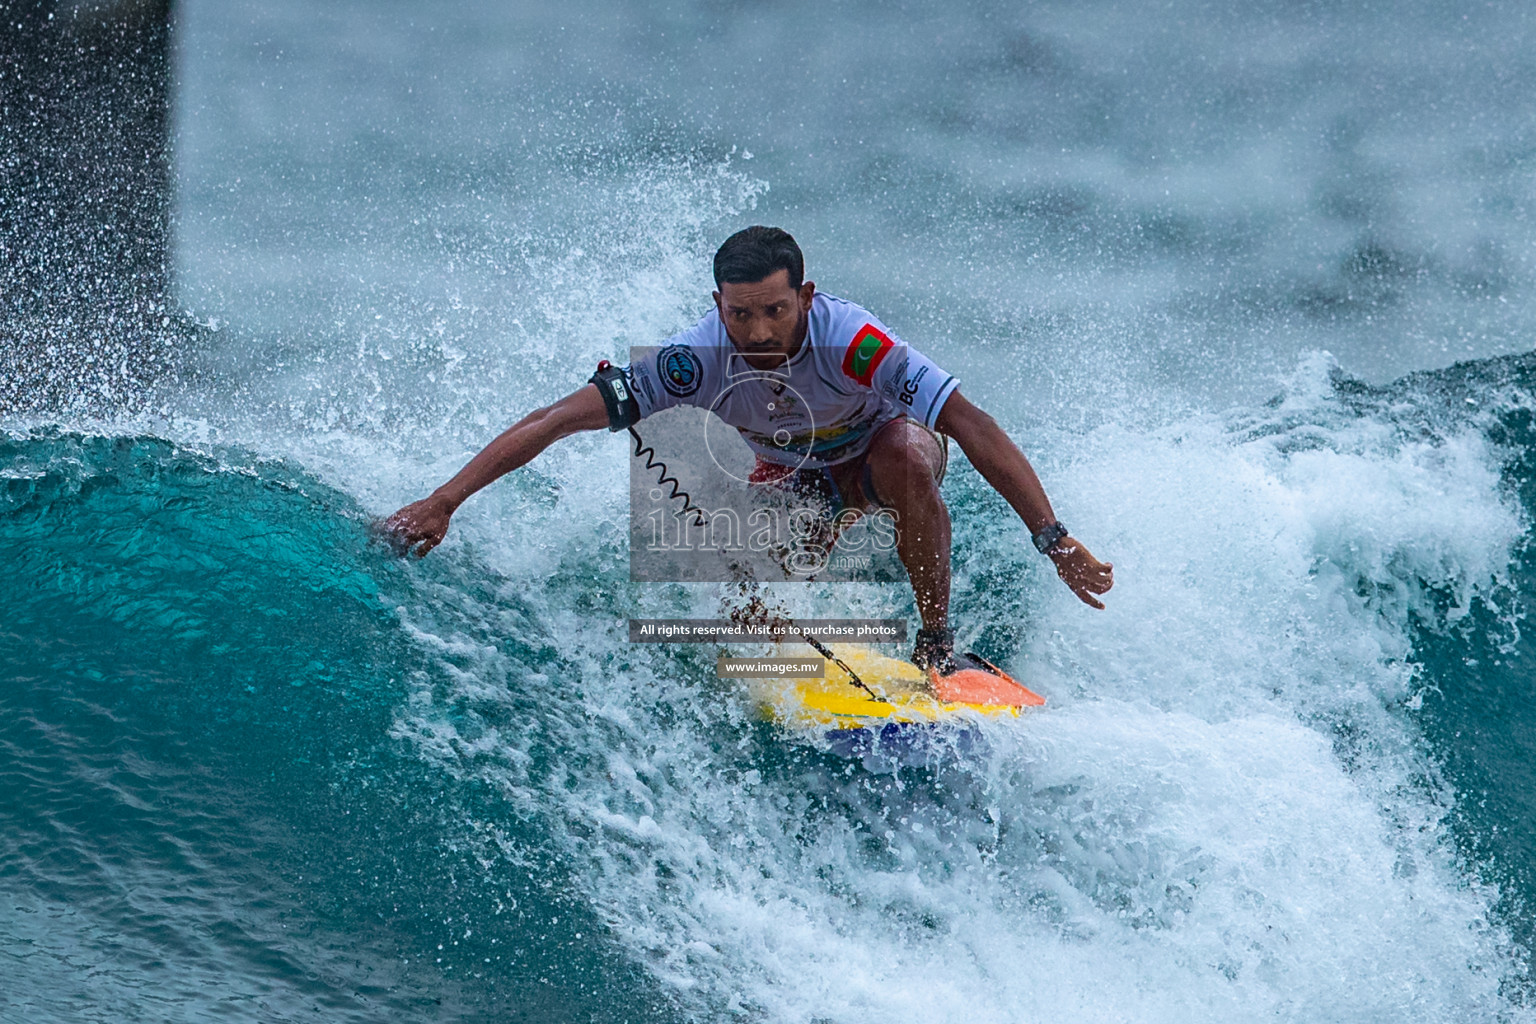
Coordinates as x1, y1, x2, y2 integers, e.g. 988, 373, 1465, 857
797, 630, 889, 704
626, 424, 707, 528
590, 359, 707, 528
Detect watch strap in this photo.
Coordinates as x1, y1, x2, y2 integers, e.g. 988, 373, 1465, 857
1032, 521, 1069, 554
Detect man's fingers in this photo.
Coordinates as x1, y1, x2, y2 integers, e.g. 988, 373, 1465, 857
375, 518, 413, 556
1052, 548, 1113, 608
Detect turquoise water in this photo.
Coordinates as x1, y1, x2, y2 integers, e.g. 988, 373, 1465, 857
0, 432, 666, 1019
6, 354, 1536, 1018
8, 0, 1536, 1019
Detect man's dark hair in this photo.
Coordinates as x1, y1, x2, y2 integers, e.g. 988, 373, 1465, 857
713, 226, 804, 289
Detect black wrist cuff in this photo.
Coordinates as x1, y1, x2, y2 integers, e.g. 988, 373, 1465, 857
589, 361, 641, 432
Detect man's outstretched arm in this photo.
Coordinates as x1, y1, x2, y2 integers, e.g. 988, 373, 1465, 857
384, 383, 611, 557
935, 390, 1114, 609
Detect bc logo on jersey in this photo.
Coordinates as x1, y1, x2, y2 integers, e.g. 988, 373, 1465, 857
841, 323, 894, 387
659, 345, 702, 398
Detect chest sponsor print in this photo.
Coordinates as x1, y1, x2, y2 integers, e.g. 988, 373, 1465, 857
898, 364, 930, 406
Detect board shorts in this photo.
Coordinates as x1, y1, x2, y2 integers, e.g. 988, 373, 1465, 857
746, 416, 949, 515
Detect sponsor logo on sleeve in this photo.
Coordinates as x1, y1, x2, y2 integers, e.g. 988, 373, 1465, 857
841, 324, 894, 387
879, 356, 910, 399
631, 364, 658, 404
628, 363, 658, 405
898, 364, 930, 406
658, 345, 703, 398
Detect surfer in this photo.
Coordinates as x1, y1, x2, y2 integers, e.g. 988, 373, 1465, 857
385, 226, 1113, 677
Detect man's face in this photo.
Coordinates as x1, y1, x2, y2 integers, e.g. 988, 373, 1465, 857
714, 269, 816, 370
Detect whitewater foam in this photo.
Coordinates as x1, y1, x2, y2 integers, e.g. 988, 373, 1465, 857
375, 352, 1531, 1021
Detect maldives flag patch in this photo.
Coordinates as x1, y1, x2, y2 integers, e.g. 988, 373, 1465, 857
841, 323, 894, 386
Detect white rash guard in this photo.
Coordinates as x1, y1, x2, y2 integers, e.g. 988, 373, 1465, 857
624, 293, 959, 470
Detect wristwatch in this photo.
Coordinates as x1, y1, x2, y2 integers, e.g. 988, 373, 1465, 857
1032, 521, 1069, 554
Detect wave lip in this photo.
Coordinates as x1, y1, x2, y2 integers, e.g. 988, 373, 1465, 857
0, 429, 668, 1023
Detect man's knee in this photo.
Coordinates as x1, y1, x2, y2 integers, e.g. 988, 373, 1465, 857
867, 425, 943, 507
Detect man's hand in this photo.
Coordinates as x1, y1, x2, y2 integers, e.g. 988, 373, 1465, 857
383, 493, 457, 558
939, 393, 1115, 610
379, 384, 610, 559
1048, 537, 1114, 610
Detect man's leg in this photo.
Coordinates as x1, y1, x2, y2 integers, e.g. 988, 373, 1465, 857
831, 419, 951, 632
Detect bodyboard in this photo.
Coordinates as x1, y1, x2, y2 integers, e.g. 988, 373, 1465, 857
746, 643, 1043, 734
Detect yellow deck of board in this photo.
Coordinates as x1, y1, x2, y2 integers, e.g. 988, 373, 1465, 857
744, 644, 1024, 731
